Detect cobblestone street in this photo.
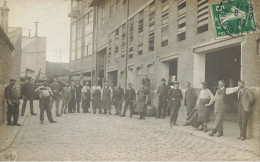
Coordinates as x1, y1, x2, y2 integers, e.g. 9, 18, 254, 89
0, 102, 259, 161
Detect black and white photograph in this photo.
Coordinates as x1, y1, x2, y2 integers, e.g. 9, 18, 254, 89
0, 0, 259, 161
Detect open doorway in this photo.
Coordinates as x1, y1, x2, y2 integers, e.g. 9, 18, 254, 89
205, 45, 241, 93
169, 59, 178, 83
107, 70, 118, 87
205, 45, 241, 116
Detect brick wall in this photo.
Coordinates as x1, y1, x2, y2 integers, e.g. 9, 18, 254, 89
0, 38, 13, 125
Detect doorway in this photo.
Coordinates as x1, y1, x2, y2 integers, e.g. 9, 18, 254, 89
169, 59, 178, 83
107, 70, 118, 87
205, 45, 241, 93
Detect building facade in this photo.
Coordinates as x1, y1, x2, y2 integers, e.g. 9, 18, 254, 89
68, 0, 95, 83
69, 0, 260, 138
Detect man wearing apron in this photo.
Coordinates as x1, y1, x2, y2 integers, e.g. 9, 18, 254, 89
209, 80, 227, 137
91, 81, 102, 114
101, 81, 113, 115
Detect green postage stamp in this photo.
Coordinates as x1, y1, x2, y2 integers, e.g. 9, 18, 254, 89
210, 0, 258, 39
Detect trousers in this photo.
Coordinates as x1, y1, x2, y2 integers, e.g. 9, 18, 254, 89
157, 99, 167, 118
61, 99, 70, 114
7, 103, 19, 124
40, 98, 54, 122
122, 100, 134, 116
170, 106, 179, 125
50, 95, 61, 115
21, 96, 34, 115
238, 103, 250, 138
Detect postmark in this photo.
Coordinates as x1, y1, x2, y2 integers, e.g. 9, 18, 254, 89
210, 0, 258, 39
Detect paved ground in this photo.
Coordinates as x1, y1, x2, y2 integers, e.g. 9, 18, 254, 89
0, 101, 259, 161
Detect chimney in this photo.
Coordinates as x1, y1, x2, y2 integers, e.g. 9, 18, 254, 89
34, 22, 39, 37
28, 29, 31, 37
0, 1, 9, 33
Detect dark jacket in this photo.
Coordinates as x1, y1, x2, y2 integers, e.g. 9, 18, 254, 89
184, 87, 197, 107
157, 84, 170, 101
125, 88, 136, 101
21, 82, 35, 98
238, 88, 255, 112
75, 84, 82, 100
5, 84, 20, 104
50, 82, 62, 97
168, 88, 183, 108
113, 87, 124, 100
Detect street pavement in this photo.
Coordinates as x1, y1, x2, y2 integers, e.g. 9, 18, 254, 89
0, 101, 259, 161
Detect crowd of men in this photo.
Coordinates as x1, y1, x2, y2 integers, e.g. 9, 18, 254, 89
4, 75, 255, 141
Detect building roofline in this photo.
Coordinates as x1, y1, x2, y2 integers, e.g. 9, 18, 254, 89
0, 26, 15, 51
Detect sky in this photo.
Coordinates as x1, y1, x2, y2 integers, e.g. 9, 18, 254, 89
4, 0, 71, 63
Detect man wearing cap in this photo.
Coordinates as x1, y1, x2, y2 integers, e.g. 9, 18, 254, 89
5, 79, 21, 126
168, 81, 183, 127
91, 81, 102, 114
35, 81, 57, 124
121, 83, 136, 117
196, 82, 214, 132
183, 82, 197, 126
21, 77, 37, 116
156, 78, 170, 119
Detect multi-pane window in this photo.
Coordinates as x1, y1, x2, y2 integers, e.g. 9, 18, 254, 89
83, 11, 93, 57
197, 0, 209, 34
138, 10, 144, 55
129, 18, 134, 58
76, 19, 83, 59
114, 29, 119, 59
149, 1, 155, 51
121, 23, 126, 57
177, 0, 186, 41
71, 22, 76, 61
161, 0, 169, 46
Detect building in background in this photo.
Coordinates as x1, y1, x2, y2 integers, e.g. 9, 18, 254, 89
45, 61, 70, 82
69, 0, 260, 138
68, 0, 95, 84
21, 22, 47, 79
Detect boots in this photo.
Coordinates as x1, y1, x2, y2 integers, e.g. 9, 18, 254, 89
209, 129, 217, 136
217, 131, 223, 137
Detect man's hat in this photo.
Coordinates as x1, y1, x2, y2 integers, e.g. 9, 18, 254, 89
161, 78, 166, 81
10, 79, 16, 82
201, 82, 207, 85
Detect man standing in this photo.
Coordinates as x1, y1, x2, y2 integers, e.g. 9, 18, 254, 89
121, 83, 136, 117
5, 79, 21, 126
101, 81, 113, 115
21, 77, 37, 116
69, 81, 76, 113
113, 83, 124, 115
91, 81, 102, 114
60, 82, 71, 114
136, 85, 149, 120
237, 80, 255, 141
50, 78, 62, 117
209, 80, 227, 137
168, 82, 183, 127
156, 78, 170, 119
183, 82, 197, 126
75, 80, 82, 113
35, 81, 56, 124
81, 81, 91, 113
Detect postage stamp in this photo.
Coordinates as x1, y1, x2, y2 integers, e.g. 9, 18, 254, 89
210, 0, 258, 39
